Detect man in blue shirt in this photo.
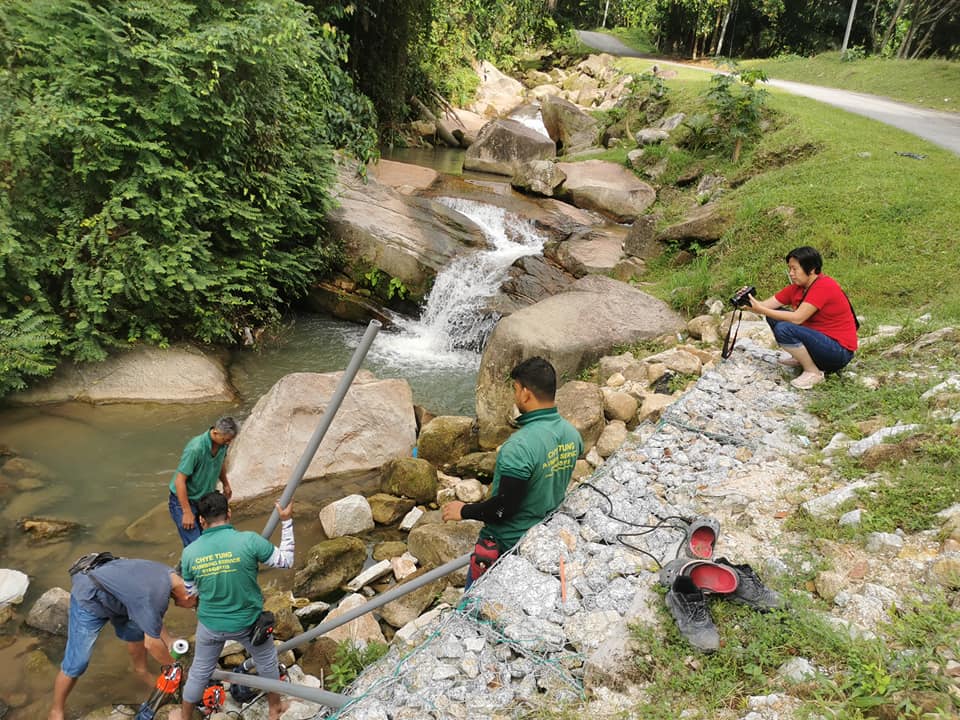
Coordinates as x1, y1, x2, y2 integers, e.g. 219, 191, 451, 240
48, 558, 196, 720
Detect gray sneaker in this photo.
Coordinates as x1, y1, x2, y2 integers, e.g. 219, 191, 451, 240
665, 575, 720, 653
715, 557, 784, 611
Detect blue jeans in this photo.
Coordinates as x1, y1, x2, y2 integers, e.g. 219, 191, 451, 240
61, 592, 143, 677
767, 319, 854, 373
168, 493, 201, 547
182, 620, 280, 704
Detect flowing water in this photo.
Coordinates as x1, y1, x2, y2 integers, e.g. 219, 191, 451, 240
0, 189, 547, 717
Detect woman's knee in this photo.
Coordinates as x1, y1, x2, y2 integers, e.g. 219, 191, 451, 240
772, 322, 803, 346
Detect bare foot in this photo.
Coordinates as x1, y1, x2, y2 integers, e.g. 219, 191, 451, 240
47, 710, 65, 720
267, 698, 290, 720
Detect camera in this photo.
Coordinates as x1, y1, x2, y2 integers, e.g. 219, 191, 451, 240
730, 285, 756, 308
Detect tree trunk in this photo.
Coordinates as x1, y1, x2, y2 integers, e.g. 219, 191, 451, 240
732, 137, 743, 163
716, 1, 733, 57
879, 0, 908, 54
409, 95, 460, 148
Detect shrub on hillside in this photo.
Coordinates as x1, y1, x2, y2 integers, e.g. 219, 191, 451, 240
0, 0, 377, 395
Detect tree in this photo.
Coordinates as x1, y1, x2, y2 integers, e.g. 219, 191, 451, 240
0, 0, 377, 393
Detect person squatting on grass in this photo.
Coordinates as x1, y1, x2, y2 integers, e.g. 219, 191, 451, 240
172, 491, 294, 720
47, 559, 197, 720
747, 246, 858, 390
168, 416, 239, 547
442, 357, 583, 587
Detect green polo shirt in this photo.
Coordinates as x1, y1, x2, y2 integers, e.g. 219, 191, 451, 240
168, 429, 228, 501
480, 406, 583, 552
180, 524, 275, 632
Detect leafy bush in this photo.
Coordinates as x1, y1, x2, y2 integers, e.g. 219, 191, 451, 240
0, 0, 377, 394
326, 640, 389, 692
705, 67, 769, 161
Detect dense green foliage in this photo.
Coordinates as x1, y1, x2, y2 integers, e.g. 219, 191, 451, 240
0, 0, 377, 395
560, 0, 958, 59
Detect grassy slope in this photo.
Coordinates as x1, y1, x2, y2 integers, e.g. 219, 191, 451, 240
741, 53, 960, 112
614, 57, 960, 327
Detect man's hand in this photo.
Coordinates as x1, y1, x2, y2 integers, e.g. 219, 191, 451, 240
441, 501, 465, 522
221, 480, 233, 501
181, 509, 195, 530
276, 500, 293, 521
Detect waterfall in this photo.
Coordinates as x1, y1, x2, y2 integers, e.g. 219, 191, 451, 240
370, 198, 546, 370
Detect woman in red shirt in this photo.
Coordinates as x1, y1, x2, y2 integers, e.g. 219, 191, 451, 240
747, 246, 858, 390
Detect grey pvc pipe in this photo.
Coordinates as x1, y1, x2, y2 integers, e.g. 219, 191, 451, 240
209, 668, 349, 708
261, 319, 381, 539
240, 552, 471, 672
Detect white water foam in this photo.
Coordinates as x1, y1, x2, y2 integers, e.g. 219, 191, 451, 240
369, 198, 546, 370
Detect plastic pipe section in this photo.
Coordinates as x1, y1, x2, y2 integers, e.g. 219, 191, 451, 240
240, 552, 472, 673
260, 319, 381, 539
208, 669, 349, 709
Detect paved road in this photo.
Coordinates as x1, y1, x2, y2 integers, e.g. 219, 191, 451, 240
577, 30, 960, 156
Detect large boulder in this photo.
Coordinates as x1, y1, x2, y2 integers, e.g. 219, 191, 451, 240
369, 159, 439, 192
511, 160, 567, 197
227, 370, 416, 502
539, 95, 599, 156
562, 226, 629, 274
556, 381, 604, 452
476, 275, 684, 447
407, 516, 482, 581
325, 164, 488, 302
368, 494, 416, 526
26, 587, 70, 635
380, 457, 439, 504
294, 536, 367, 599
463, 119, 557, 177
416, 416, 479, 469
655, 202, 733, 247
7, 345, 235, 405
469, 60, 525, 117
555, 160, 656, 223
379, 568, 447, 629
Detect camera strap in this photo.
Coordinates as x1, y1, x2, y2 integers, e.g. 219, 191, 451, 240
721, 308, 743, 359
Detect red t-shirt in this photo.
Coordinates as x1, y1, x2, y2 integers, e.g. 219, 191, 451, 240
775, 275, 858, 351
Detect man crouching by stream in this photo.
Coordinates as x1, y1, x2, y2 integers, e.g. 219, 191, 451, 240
171, 491, 294, 720
442, 357, 583, 587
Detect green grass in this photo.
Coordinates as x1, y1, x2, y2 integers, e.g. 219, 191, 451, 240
740, 53, 960, 112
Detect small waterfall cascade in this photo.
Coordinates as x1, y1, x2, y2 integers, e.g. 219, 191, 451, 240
370, 197, 546, 370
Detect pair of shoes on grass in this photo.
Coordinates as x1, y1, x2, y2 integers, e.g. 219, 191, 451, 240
660, 557, 783, 653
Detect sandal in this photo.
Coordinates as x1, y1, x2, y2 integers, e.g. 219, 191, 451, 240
684, 516, 720, 560
659, 558, 739, 594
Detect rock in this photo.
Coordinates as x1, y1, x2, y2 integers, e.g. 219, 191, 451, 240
379, 568, 447, 629
610, 258, 646, 282
848, 423, 921, 458
416, 416, 479, 469
293, 600, 330, 624
602, 389, 638, 423
345, 560, 393, 592
321, 592, 386, 647
407, 519, 482, 582
926, 554, 960, 588
635, 128, 670, 145
369, 159, 439, 192
778, 657, 817, 682
839, 508, 863, 526
7, 344, 236, 405
814, 571, 847, 603
654, 203, 733, 247
391, 553, 419, 581
686, 315, 719, 343
476, 275, 684, 447
654, 113, 686, 131
324, 164, 488, 302
380, 457, 439, 504
227, 370, 417, 502
124, 501, 174, 544
399, 507, 424, 531
469, 60, 525, 117
801, 481, 872, 518
511, 160, 566, 197
643, 348, 703, 376
0, 456, 50, 480
26, 587, 70, 635
595, 421, 628, 458
539, 95, 599, 155
562, 226, 629, 274
294, 536, 367, 599
372, 541, 408, 562
638, 393, 674, 423
463, 119, 556, 177
555, 160, 656, 223
17, 516, 82, 542
455, 479, 486, 503
556, 381, 604, 452
319, 495, 375, 538
0, 569, 29, 610
864, 532, 904, 556
451, 451, 498, 481
368, 494, 416, 526
262, 590, 304, 641
623, 216, 662, 262
297, 635, 340, 682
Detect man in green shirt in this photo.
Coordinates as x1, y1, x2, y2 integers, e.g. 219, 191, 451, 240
168, 416, 238, 547
175, 491, 294, 720
442, 357, 583, 586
